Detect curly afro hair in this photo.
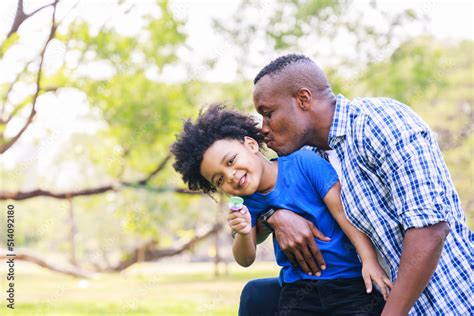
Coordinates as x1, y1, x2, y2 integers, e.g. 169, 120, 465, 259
170, 104, 265, 194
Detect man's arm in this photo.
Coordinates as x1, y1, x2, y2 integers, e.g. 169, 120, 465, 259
255, 216, 273, 244
382, 222, 449, 315
263, 209, 330, 276
360, 118, 453, 313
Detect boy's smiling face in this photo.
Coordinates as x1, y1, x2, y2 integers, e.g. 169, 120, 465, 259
200, 137, 264, 196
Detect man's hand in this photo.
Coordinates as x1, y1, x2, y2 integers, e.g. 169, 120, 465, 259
266, 209, 330, 276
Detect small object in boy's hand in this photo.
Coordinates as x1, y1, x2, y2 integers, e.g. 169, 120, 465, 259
229, 196, 244, 211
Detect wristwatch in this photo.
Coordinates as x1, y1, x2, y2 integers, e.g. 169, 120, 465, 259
261, 208, 277, 232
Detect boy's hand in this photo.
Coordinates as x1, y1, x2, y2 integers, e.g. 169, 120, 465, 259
227, 205, 251, 236
362, 258, 393, 300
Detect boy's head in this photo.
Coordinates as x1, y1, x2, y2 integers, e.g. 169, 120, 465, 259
171, 104, 266, 196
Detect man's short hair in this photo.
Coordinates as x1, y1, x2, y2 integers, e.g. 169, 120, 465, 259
253, 54, 313, 85
170, 104, 265, 194
254, 54, 332, 99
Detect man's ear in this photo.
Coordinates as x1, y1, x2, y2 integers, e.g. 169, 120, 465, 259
296, 88, 312, 111
244, 136, 259, 153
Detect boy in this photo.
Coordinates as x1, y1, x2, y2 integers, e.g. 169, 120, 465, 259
171, 105, 392, 315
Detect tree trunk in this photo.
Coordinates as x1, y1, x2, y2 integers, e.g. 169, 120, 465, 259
67, 197, 78, 267
213, 193, 225, 277
106, 223, 223, 272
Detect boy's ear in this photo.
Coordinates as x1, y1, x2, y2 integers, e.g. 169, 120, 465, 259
244, 136, 259, 153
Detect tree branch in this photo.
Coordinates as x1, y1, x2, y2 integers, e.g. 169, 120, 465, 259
0, 224, 221, 277
5, 0, 26, 40
0, 59, 35, 122
3, 86, 61, 125
5, 0, 57, 40
0, 154, 200, 200
105, 223, 222, 272
0, 251, 90, 278
26, 2, 57, 18
125, 185, 202, 195
136, 155, 171, 185
0, 0, 59, 154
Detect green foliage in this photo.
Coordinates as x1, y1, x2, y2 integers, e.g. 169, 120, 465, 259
52, 3, 191, 180
359, 36, 450, 103
1, 1, 204, 253
267, 0, 345, 49
0, 32, 19, 59
214, 0, 423, 78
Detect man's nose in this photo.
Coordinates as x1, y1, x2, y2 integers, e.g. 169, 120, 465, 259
261, 119, 270, 135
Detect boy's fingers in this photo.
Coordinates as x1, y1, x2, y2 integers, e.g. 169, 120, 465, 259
230, 218, 249, 229
227, 213, 238, 221
376, 279, 389, 300
231, 218, 246, 226
228, 213, 246, 223
383, 277, 393, 290
362, 274, 372, 294
238, 222, 248, 230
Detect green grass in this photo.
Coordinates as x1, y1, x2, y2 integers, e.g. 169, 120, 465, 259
0, 261, 279, 315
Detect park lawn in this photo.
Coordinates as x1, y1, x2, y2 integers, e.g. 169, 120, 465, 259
0, 261, 279, 315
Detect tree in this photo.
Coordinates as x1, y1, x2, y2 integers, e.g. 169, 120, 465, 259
0, 0, 220, 276
213, 0, 422, 79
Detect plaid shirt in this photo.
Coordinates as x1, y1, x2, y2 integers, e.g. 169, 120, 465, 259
318, 94, 473, 315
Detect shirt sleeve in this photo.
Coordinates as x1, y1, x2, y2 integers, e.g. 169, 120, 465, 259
360, 115, 451, 230
250, 209, 258, 227
299, 150, 339, 199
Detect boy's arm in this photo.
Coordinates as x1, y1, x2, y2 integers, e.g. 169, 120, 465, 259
324, 181, 392, 299
232, 227, 257, 267
228, 206, 256, 267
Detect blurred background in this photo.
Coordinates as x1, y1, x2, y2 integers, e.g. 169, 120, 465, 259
0, 0, 472, 315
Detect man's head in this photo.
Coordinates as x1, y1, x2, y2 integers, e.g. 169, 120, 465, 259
253, 54, 335, 155
171, 104, 267, 196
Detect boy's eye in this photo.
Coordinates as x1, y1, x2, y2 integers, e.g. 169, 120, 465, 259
264, 111, 273, 119
216, 176, 224, 187
227, 155, 237, 166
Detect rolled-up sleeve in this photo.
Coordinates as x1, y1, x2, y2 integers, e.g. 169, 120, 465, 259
358, 111, 452, 231
382, 131, 451, 230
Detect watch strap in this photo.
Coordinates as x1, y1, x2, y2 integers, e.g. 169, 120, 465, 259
261, 207, 277, 231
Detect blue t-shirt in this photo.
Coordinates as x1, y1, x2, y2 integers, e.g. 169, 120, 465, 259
243, 149, 362, 285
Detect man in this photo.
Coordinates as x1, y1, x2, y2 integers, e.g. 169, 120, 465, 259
239, 54, 472, 315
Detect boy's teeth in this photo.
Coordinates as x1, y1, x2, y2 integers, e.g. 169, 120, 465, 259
239, 175, 246, 187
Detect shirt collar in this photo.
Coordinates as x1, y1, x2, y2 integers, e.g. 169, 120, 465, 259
328, 94, 351, 147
